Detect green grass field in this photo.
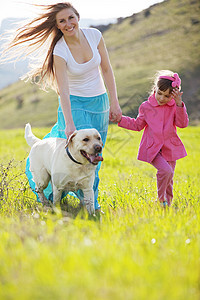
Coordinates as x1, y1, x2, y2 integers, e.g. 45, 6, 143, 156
0, 125, 199, 300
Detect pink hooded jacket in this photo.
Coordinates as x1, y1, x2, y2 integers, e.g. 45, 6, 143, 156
118, 94, 189, 163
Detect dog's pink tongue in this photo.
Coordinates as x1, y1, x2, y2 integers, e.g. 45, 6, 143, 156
90, 155, 103, 163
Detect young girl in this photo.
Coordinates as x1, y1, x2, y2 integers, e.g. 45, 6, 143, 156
118, 70, 189, 206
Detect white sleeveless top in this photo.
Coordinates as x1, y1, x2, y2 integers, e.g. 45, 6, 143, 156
53, 28, 106, 97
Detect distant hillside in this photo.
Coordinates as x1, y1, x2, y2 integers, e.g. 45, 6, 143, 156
103, 0, 200, 121
0, 18, 29, 89
0, 0, 199, 129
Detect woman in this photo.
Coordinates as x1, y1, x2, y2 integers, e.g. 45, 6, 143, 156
4, 3, 122, 210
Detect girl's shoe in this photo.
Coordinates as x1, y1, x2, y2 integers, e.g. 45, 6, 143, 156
160, 201, 168, 208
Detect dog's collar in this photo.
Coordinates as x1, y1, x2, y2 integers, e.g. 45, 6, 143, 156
66, 147, 82, 165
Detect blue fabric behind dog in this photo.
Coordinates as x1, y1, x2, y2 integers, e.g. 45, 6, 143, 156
25, 93, 109, 210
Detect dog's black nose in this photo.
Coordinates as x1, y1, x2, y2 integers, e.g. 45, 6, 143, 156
94, 144, 102, 153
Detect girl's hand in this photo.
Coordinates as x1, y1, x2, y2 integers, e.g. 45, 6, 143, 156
109, 102, 122, 123
65, 123, 76, 139
172, 88, 183, 107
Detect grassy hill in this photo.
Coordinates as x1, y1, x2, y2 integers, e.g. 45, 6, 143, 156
0, 0, 199, 129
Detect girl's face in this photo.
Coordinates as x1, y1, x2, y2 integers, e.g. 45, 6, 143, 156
155, 88, 173, 106
56, 8, 79, 37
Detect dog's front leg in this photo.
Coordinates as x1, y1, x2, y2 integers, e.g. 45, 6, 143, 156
52, 184, 62, 211
82, 189, 95, 215
35, 187, 49, 206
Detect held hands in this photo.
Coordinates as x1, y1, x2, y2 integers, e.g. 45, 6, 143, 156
65, 102, 122, 138
109, 102, 122, 123
171, 88, 183, 107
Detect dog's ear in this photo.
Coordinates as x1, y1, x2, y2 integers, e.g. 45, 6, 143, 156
65, 131, 78, 148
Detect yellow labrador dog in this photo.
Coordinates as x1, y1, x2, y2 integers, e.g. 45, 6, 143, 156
25, 123, 103, 215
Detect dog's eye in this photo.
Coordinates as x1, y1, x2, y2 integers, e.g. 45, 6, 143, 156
97, 137, 101, 141
83, 138, 89, 142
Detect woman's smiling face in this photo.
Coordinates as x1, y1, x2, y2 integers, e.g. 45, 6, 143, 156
56, 8, 79, 37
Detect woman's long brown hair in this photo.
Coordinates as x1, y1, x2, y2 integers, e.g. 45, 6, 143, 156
2, 2, 80, 90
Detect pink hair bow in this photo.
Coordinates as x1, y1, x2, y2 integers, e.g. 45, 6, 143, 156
159, 73, 181, 88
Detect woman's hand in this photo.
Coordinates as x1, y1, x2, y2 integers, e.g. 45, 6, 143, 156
65, 122, 76, 139
109, 102, 122, 123
172, 88, 183, 107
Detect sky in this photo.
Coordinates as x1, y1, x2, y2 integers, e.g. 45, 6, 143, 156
0, 0, 164, 26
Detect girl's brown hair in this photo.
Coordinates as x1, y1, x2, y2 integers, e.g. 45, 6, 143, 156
2, 2, 80, 90
150, 70, 180, 95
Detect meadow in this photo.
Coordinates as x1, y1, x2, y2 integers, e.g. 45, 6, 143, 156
0, 124, 199, 300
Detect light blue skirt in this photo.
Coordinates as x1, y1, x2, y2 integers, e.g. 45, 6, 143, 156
26, 93, 109, 210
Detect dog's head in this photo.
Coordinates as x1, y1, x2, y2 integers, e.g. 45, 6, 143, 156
66, 129, 103, 165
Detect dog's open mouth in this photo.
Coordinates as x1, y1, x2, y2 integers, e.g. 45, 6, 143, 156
80, 150, 103, 165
